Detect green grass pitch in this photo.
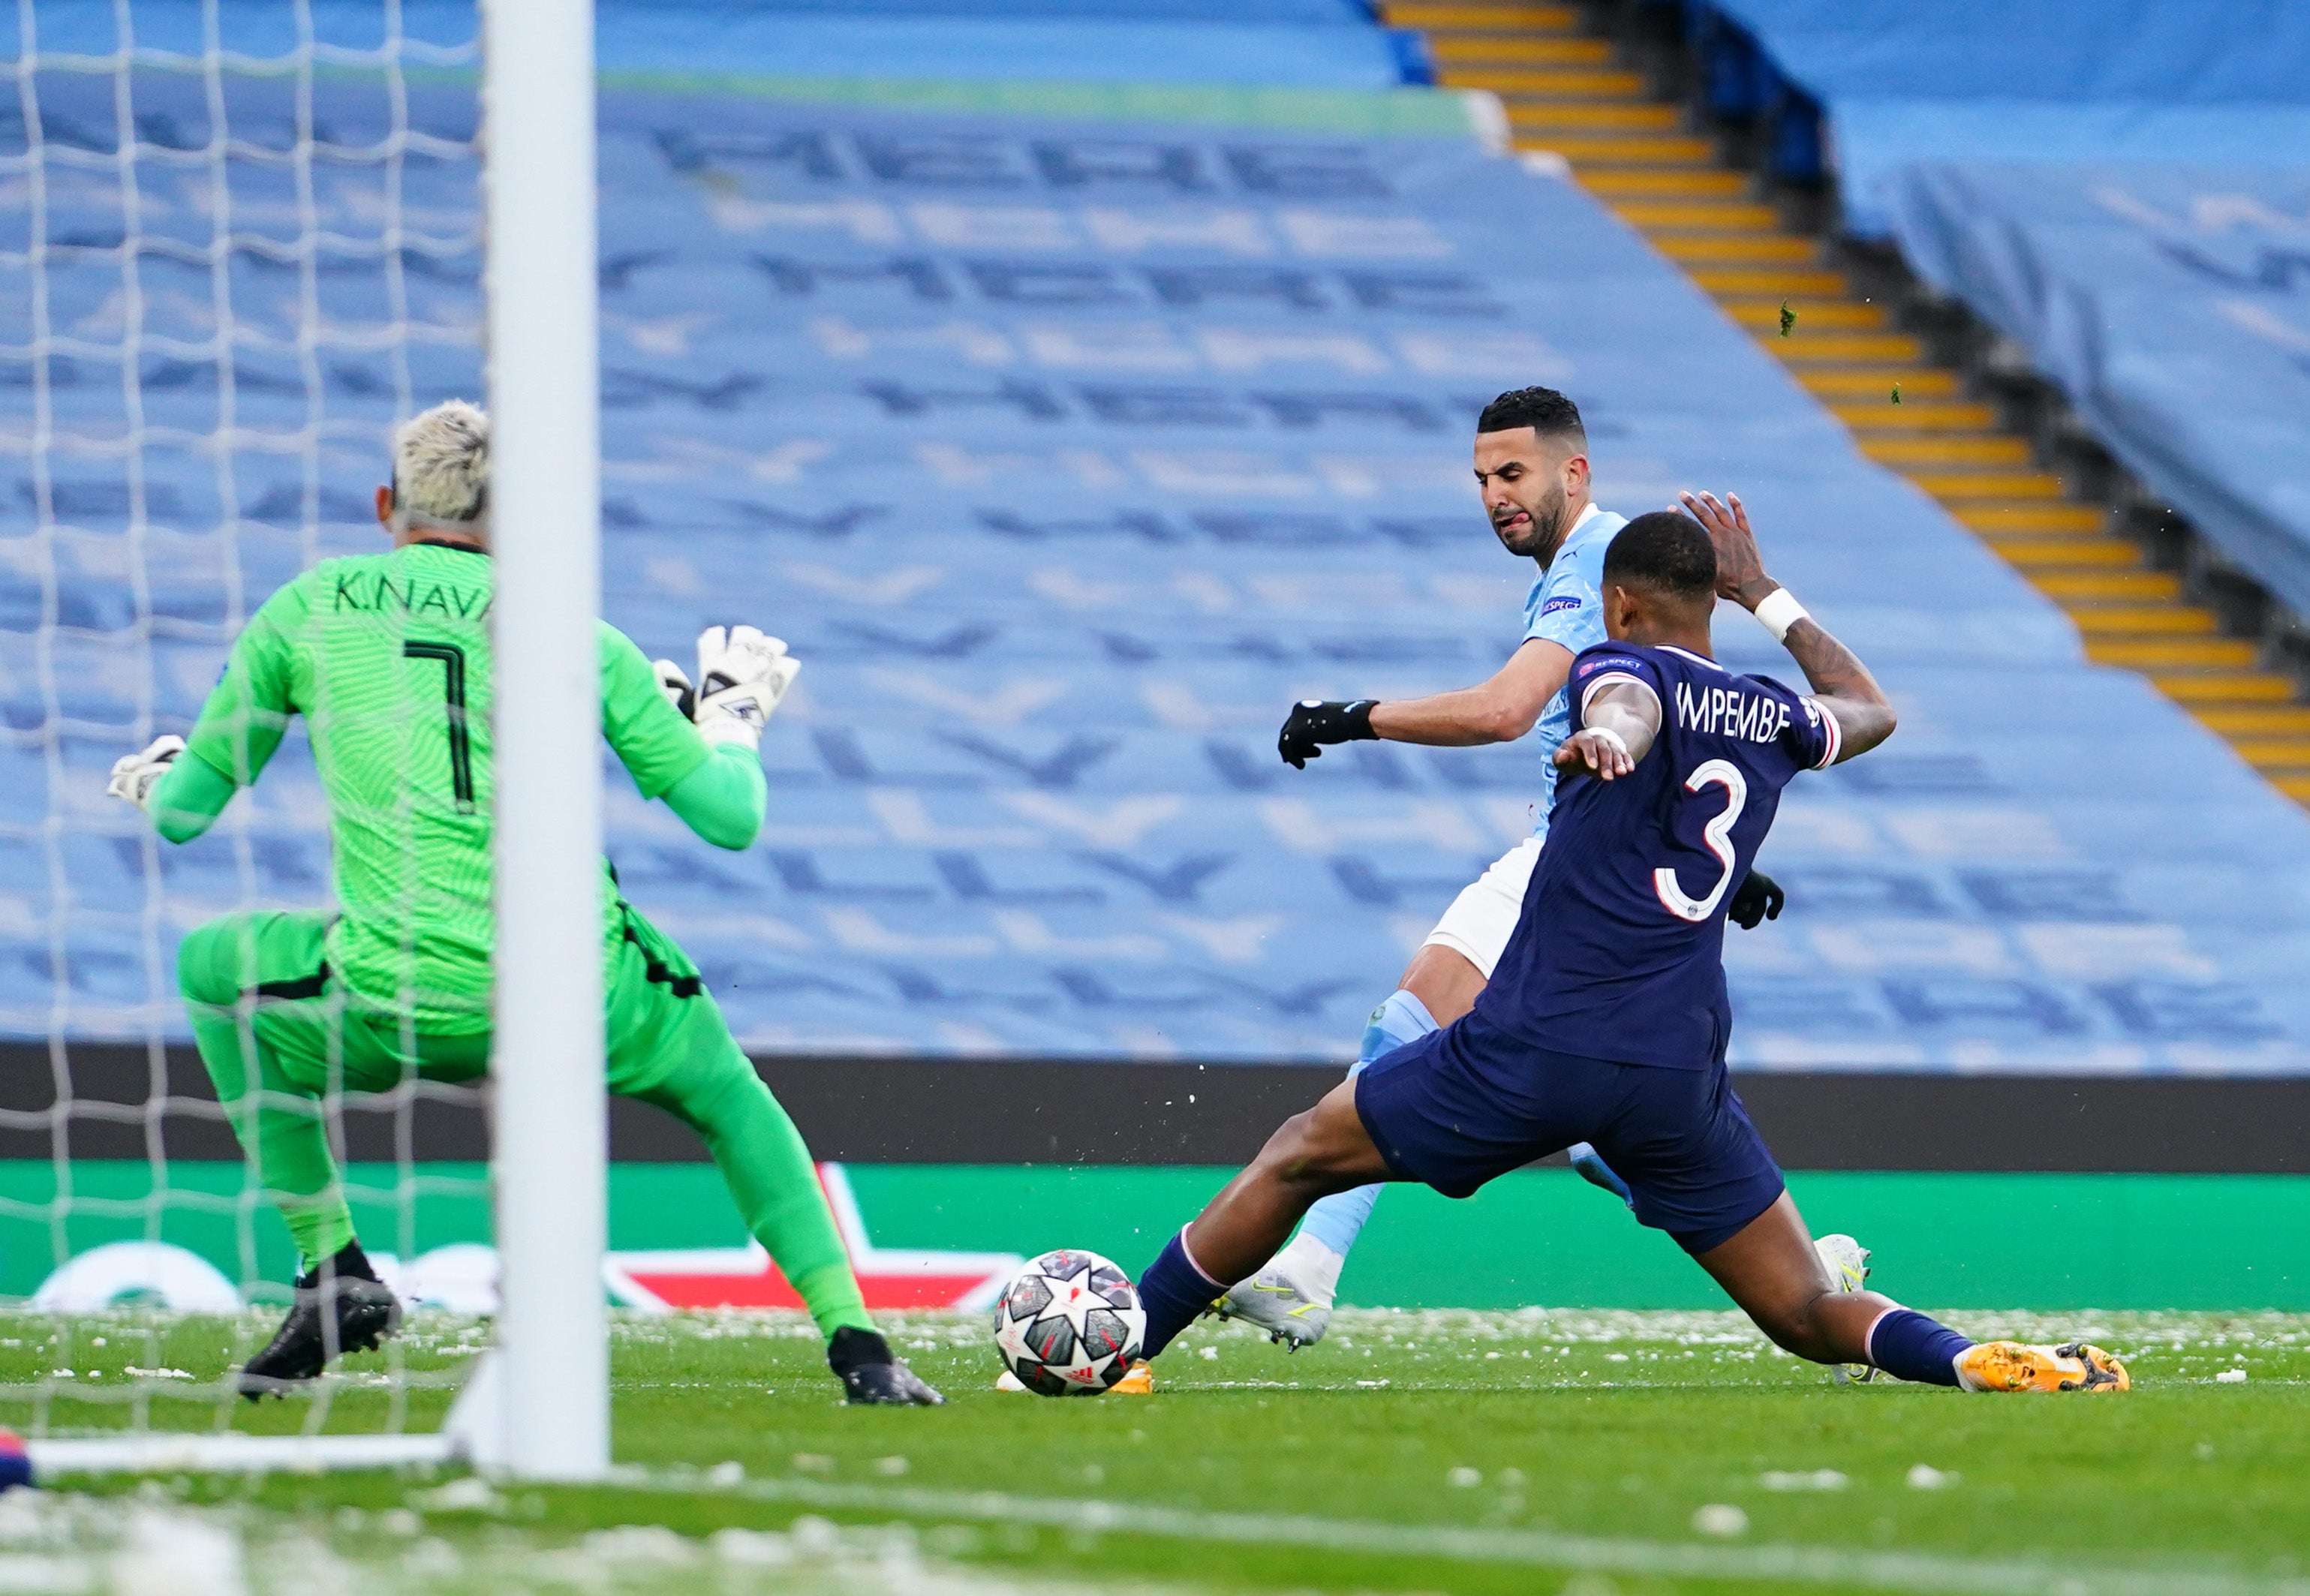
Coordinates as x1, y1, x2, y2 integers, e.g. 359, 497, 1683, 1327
2, 1306, 2307, 1594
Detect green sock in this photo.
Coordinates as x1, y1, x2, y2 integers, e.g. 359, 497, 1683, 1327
281, 1194, 357, 1273
187, 1003, 356, 1280
638, 1047, 874, 1339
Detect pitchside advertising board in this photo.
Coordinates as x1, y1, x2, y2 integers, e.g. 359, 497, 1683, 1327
11, 88, 2310, 1310
17, 1160, 2310, 1314
12, 1164, 1021, 1318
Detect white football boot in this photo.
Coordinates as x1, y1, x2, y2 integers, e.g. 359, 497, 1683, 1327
1815, 1232, 1876, 1384
1216, 1230, 1344, 1350
996, 1364, 1154, 1394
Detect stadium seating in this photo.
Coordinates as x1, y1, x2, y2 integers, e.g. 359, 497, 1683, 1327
7, 0, 1434, 89
11, 35, 2310, 1073
1682, 0, 2310, 237
1890, 164, 2310, 632
610, 3, 1435, 89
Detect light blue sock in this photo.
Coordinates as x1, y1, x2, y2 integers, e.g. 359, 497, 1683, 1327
1356, 988, 1438, 1072
1297, 989, 1436, 1258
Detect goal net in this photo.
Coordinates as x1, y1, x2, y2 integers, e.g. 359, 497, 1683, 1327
0, 0, 602, 1471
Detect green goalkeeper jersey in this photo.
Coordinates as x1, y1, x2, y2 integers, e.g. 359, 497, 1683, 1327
179, 541, 714, 1032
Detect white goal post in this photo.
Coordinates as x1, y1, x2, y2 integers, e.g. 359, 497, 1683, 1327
474, 0, 611, 1483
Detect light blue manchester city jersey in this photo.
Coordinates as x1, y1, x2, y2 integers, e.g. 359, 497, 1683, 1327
1519, 503, 1628, 838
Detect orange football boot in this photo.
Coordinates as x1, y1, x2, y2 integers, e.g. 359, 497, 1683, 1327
1956, 1341, 2130, 1393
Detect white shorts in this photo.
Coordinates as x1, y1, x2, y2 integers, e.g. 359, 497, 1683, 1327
1420, 836, 1543, 981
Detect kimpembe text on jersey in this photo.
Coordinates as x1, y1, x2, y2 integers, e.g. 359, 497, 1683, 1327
1671, 677, 1815, 745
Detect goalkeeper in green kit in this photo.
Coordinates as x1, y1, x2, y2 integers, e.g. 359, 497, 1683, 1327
105, 400, 942, 1405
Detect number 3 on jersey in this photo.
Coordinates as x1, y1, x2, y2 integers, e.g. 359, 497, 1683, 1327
1653, 758, 1746, 921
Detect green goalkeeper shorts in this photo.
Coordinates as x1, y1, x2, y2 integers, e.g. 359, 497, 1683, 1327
176, 901, 744, 1099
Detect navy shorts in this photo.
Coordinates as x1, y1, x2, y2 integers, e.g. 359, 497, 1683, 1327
1354, 1009, 1785, 1255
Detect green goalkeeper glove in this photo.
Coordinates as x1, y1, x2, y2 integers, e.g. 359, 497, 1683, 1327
692, 625, 799, 750
106, 734, 184, 813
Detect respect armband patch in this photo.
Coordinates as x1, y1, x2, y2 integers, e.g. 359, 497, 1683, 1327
1538, 595, 1584, 616
1577, 654, 1645, 678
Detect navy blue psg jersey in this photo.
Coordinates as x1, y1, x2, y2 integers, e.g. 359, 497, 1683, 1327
1478, 641, 1840, 1068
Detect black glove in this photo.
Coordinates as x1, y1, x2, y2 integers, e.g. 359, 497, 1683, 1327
1727, 867, 1785, 931
1278, 699, 1378, 769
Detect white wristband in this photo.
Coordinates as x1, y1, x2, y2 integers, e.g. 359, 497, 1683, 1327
1752, 587, 1809, 643
1584, 726, 1629, 758
697, 714, 762, 750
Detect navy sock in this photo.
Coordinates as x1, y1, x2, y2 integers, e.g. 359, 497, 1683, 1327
1867, 1307, 1972, 1387
1138, 1229, 1223, 1360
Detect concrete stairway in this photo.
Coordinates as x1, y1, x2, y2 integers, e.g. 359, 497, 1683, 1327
1389, 0, 2310, 801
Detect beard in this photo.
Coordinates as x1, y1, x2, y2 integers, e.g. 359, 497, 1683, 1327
1493, 482, 1566, 559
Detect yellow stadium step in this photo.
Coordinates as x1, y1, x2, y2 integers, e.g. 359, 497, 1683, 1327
1692, 268, 1848, 296
1535, 134, 1717, 166
1659, 236, 1822, 268
2064, 605, 2221, 637
1988, 539, 2140, 569
1441, 67, 1648, 95
1384, 2, 1579, 29
1834, 401, 2000, 431
1429, 35, 1613, 64
1506, 101, 1681, 131
2032, 570, 2183, 602
2153, 672, 2297, 704
1910, 471, 2069, 500
1857, 436, 2033, 468
1578, 169, 1752, 198
2270, 774, 2310, 800
2197, 705, 2310, 735
1797, 368, 1955, 398
1951, 503, 2106, 534
2228, 739, 2310, 772
2088, 636, 2260, 669
1614, 200, 1784, 230
1762, 332, 1926, 362
1726, 299, 1887, 331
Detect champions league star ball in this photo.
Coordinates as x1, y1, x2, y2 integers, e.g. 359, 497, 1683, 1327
992, 1249, 1146, 1396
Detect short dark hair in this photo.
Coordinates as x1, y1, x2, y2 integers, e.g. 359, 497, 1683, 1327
1475, 386, 1584, 443
1602, 510, 1716, 601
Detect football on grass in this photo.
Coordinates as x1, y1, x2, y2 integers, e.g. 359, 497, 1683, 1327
992, 1249, 1146, 1395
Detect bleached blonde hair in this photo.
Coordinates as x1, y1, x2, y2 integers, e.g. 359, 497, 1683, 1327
393, 398, 489, 527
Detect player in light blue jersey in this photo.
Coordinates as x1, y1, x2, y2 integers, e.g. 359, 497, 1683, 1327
1231, 388, 1806, 1348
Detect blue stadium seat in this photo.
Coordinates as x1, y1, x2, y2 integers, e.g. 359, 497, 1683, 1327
1890, 164, 2310, 644
1691, 0, 2310, 234
10, 0, 1427, 89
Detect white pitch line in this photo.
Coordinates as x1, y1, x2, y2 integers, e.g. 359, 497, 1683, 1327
618, 1471, 2310, 1596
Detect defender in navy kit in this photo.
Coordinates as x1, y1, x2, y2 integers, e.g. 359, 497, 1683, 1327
1232, 387, 1808, 1354
1130, 494, 2130, 1396
1353, 632, 1834, 1246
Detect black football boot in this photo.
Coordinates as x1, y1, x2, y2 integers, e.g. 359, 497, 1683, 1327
827, 1326, 944, 1405
238, 1241, 403, 1400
